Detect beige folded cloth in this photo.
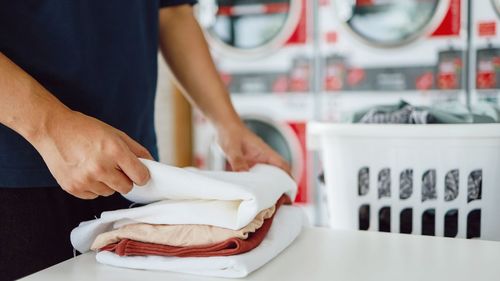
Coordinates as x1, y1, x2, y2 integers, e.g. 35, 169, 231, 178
91, 205, 275, 250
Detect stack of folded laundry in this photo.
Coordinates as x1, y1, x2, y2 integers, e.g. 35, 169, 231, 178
71, 159, 305, 278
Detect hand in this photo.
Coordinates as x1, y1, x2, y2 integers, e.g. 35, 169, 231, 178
217, 123, 291, 174
31, 110, 153, 199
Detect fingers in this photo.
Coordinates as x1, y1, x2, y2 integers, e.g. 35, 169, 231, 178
226, 146, 249, 172
117, 149, 151, 186
46, 112, 154, 200
89, 182, 116, 197
101, 169, 134, 194
115, 132, 151, 186
119, 132, 154, 160
62, 168, 133, 199
243, 136, 292, 175
79, 191, 99, 200
69, 189, 99, 200
221, 131, 291, 174
266, 150, 292, 175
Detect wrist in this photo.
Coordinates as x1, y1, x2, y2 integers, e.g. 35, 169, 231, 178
212, 113, 245, 134
21, 87, 73, 147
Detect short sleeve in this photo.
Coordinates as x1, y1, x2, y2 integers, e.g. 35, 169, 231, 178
160, 0, 197, 8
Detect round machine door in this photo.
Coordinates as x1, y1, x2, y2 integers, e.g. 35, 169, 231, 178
334, 0, 444, 47
196, 0, 302, 57
209, 117, 302, 181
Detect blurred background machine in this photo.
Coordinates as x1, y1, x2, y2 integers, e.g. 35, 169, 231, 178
193, 0, 315, 206
471, 0, 500, 107
185, 0, 481, 226
318, 0, 468, 121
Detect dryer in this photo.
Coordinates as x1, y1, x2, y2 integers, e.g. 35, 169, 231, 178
471, 0, 500, 105
196, 0, 311, 94
193, 0, 315, 205
318, 0, 468, 121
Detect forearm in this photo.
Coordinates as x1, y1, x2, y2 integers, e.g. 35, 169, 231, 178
158, 5, 243, 131
0, 52, 71, 144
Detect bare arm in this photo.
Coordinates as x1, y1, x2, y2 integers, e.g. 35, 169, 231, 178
0, 52, 151, 198
158, 5, 241, 133
0, 52, 68, 142
158, 5, 290, 173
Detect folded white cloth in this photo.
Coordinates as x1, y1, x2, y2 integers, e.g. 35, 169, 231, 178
71, 159, 297, 253
96, 206, 305, 278
124, 160, 296, 204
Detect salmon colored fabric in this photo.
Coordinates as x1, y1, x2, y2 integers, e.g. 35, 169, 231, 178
91, 205, 275, 250
100, 195, 291, 258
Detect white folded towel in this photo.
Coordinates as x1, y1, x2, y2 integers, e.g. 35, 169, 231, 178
95, 206, 305, 278
71, 159, 297, 253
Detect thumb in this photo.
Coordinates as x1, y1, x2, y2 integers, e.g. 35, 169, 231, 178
118, 132, 154, 160
226, 147, 249, 172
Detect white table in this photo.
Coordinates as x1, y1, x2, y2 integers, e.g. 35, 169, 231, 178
21, 227, 500, 281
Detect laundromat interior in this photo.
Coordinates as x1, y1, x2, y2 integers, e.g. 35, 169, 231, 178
4, 0, 500, 280
193, 0, 500, 231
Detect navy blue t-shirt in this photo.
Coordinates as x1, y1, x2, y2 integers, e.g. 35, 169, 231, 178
0, 0, 195, 187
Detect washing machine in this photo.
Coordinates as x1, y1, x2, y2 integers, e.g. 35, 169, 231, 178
471, 0, 500, 106
318, 0, 468, 121
196, 0, 311, 94
193, 0, 315, 205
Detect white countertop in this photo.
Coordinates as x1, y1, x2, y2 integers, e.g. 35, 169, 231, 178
21, 227, 500, 281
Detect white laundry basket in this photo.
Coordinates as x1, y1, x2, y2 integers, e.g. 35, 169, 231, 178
307, 123, 500, 241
